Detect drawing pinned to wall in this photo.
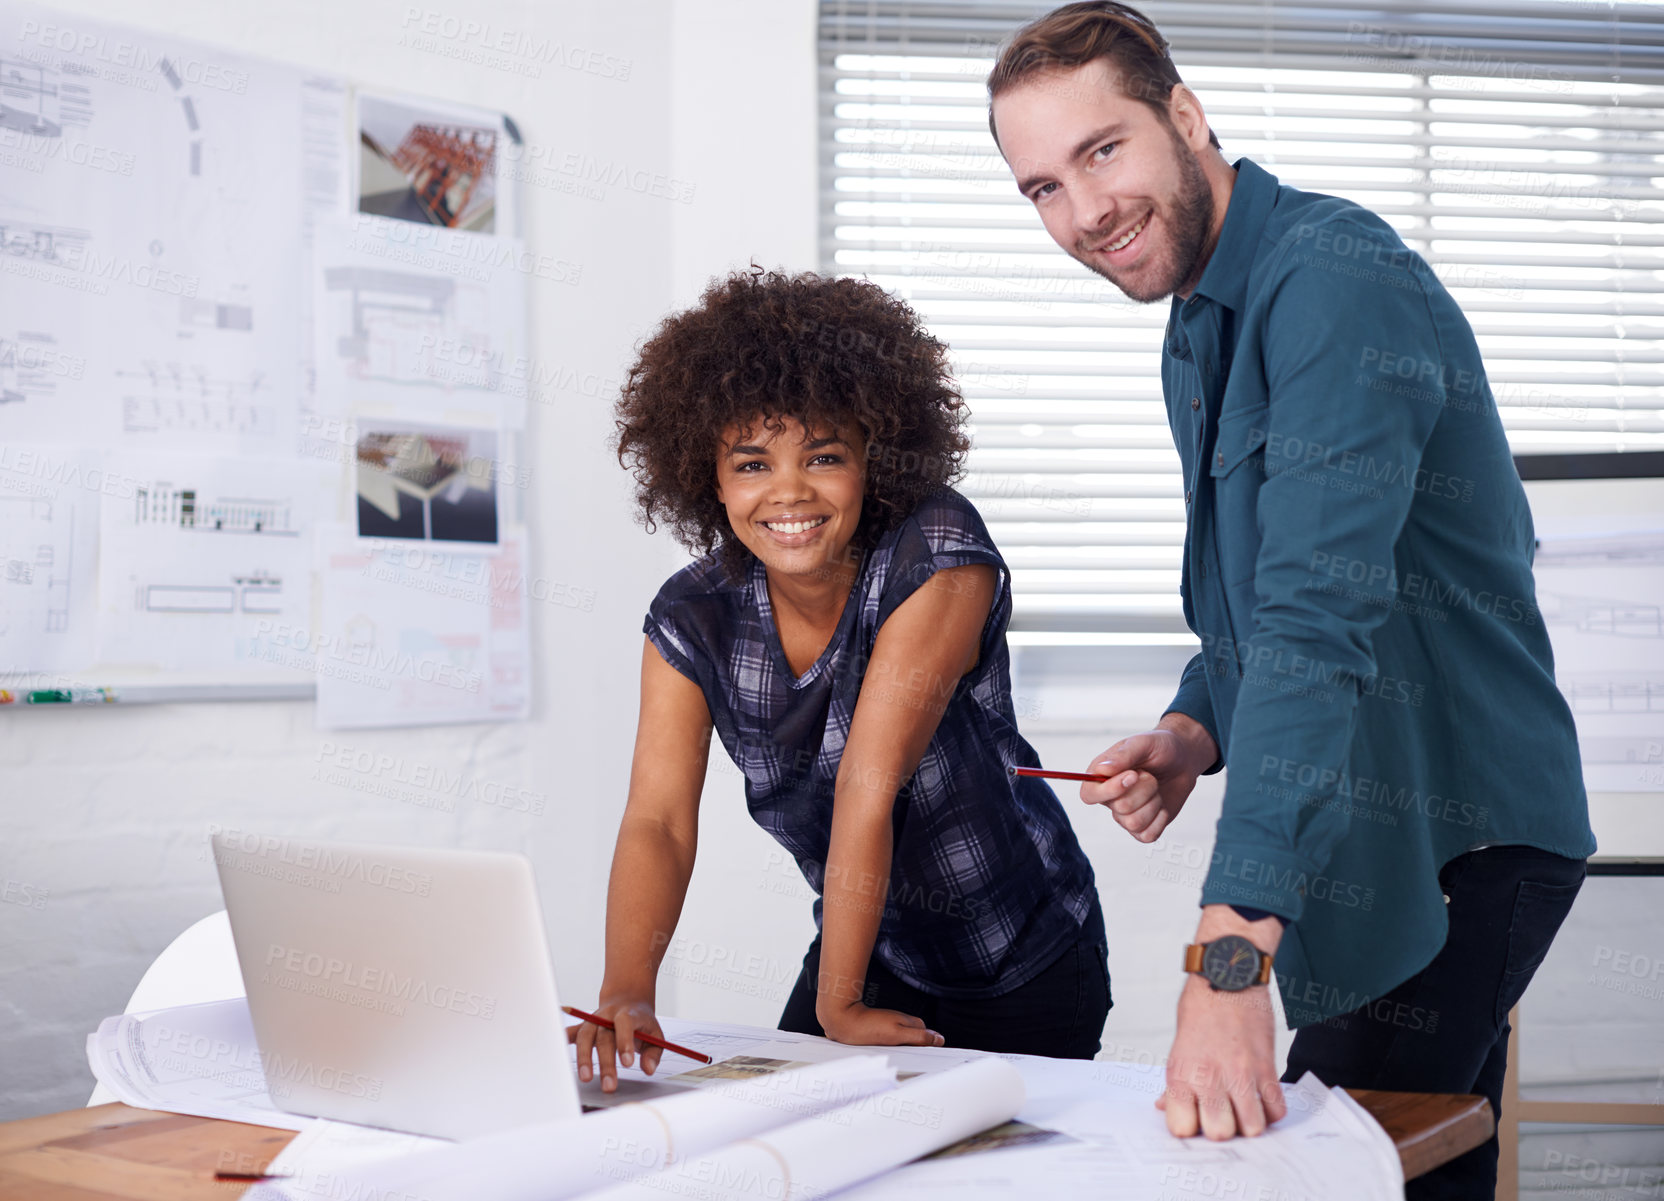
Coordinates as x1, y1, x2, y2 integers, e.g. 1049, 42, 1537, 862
96, 452, 321, 681
118, 360, 272, 440
355, 422, 499, 549
0, 445, 98, 676
1535, 528, 1664, 792
0, 328, 82, 408
314, 523, 529, 729
0, 6, 350, 455
0, 50, 88, 137
311, 213, 529, 428
0, 217, 94, 443
356, 93, 517, 237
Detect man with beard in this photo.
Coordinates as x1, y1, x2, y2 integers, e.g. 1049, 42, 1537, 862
988, 5, 1594, 1198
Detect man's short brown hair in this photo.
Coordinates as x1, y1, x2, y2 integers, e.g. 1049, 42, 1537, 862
987, 1, 1220, 151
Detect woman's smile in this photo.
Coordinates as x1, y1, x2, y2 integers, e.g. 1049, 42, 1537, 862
715, 418, 866, 588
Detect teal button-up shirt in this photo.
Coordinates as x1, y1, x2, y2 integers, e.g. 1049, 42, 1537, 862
1164, 159, 1596, 1026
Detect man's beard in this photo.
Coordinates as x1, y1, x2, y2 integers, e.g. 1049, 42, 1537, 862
1075, 129, 1214, 305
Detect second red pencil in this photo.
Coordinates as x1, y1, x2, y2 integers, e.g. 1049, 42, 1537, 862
1009, 765, 1113, 784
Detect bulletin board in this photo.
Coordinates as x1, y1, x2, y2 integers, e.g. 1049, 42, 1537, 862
0, 5, 533, 727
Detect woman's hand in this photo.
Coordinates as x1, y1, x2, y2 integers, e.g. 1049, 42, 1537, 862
817, 1000, 944, 1047
567, 996, 665, 1092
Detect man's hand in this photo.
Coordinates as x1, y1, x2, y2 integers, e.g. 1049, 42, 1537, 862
1160, 906, 1287, 1140
818, 1000, 944, 1048
1082, 712, 1218, 843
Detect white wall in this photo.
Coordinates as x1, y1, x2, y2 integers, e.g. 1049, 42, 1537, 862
669, 2, 820, 307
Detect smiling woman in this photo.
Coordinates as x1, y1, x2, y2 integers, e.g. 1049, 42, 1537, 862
572, 269, 1110, 1083
614, 267, 971, 576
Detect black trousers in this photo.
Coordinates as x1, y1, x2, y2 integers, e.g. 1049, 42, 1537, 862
778, 921, 1111, 1060
1283, 844, 1586, 1201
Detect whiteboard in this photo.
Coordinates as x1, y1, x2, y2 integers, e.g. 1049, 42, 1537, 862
0, 7, 531, 722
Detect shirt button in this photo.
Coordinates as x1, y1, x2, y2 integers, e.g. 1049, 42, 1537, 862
1191, 397, 1201, 411
1443, 893, 1450, 904
1216, 451, 1225, 468
1185, 489, 1193, 505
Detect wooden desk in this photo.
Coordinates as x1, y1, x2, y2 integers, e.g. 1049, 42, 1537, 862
0, 1094, 1494, 1200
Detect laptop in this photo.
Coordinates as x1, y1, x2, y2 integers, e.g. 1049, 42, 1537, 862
211, 832, 583, 1139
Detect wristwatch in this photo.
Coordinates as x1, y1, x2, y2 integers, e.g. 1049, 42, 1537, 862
1183, 935, 1274, 991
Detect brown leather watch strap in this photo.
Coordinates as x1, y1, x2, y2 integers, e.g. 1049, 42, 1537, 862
1183, 941, 1274, 984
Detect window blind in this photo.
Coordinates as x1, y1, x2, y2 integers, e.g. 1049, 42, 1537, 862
819, 1, 1664, 636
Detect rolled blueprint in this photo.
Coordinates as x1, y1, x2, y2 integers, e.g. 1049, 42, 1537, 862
583, 1057, 1027, 1201
318, 1055, 899, 1201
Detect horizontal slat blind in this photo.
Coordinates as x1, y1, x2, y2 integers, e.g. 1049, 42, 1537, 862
820, 1, 1664, 634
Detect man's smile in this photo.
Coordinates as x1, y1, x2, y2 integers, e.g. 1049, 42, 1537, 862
1091, 212, 1150, 257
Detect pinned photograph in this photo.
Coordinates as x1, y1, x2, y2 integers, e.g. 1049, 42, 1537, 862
355, 422, 499, 548
358, 95, 500, 233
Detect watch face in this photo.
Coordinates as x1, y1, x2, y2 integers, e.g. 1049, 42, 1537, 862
1201, 935, 1263, 991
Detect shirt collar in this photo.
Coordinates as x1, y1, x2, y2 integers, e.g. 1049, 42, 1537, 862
1189, 158, 1277, 312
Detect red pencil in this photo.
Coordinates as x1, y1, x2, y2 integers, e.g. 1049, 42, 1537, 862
562, 1005, 714, 1065
1009, 765, 1113, 784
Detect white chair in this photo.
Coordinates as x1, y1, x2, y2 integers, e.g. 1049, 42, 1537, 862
86, 910, 246, 1106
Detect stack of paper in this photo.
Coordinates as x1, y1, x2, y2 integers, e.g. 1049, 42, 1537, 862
86, 998, 310, 1131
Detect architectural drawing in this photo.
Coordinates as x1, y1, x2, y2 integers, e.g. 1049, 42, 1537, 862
117, 362, 273, 439
0, 446, 98, 674
1536, 530, 1664, 792
97, 454, 317, 680
311, 214, 527, 427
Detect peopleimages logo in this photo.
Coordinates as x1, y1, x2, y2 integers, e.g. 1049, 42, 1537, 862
313, 741, 547, 816
397, 7, 633, 80
153, 1024, 383, 1101
1258, 754, 1489, 830
0, 446, 137, 500
0, 126, 136, 175
251, 619, 485, 692
60, 244, 198, 296
16, 19, 252, 92
349, 214, 583, 285
208, 827, 433, 896
263, 942, 498, 1020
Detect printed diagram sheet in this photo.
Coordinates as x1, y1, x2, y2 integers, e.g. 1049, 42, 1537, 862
311, 213, 530, 429
0, 444, 98, 676
313, 523, 529, 728
1535, 529, 1664, 792
96, 453, 318, 681
0, 5, 348, 454
838, 1067, 1402, 1201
